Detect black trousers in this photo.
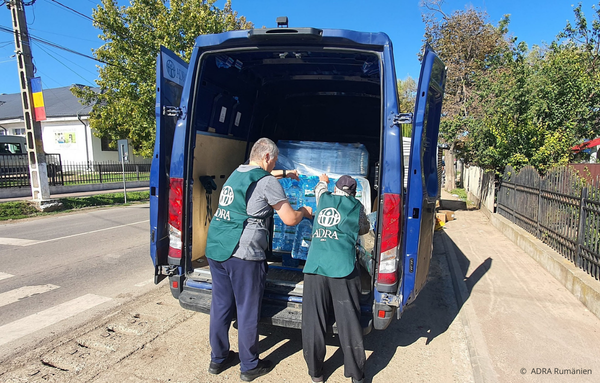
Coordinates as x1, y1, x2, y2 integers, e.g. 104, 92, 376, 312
302, 267, 365, 380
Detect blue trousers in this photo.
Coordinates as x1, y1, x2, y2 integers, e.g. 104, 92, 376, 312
208, 256, 267, 372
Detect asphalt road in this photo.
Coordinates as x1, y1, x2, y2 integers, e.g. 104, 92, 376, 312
0, 203, 156, 360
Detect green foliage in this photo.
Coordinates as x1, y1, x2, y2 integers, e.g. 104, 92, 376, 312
59, 191, 150, 209
0, 202, 38, 220
0, 192, 150, 221
469, 2, 600, 175
421, 2, 509, 146
72, 0, 252, 157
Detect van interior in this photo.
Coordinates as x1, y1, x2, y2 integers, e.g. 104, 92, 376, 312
183, 47, 385, 323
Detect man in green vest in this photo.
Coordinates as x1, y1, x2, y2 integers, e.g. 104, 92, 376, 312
302, 174, 370, 383
205, 137, 312, 382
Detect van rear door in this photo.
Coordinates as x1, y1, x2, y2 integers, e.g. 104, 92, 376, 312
400, 46, 446, 307
150, 46, 188, 283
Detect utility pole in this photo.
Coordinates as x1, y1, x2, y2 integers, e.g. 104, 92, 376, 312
7, 0, 50, 201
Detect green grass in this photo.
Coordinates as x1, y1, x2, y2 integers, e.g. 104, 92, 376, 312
450, 188, 468, 201
0, 191, 150, 221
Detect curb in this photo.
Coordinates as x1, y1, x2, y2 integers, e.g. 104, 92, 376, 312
486, 207, 600, 320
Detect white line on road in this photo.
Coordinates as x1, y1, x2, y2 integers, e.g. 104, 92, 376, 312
0, 284, 60, 308
0, 294, 112, 346
0, 220, 149, 247
0, 237, 41, 246
0, 272, 14, 281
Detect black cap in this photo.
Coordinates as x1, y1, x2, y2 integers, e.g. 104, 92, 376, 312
336, 175, 357, 195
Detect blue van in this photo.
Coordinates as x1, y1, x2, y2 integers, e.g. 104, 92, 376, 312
150, 22, 446, 332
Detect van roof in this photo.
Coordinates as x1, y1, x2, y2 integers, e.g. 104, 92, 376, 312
193, 27, 392, 51
0, 135, 26, 143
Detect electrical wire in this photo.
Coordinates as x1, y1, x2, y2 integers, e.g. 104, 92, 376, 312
45, 0, 93, 22
0, 24, 115, 67
33, 40, 97, 82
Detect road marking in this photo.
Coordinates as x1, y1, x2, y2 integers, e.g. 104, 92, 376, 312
135, 279, 154, 287
0, 284, 60, 308
0, 237, 41, 246
0, 293, 112, 346
0, 220, 149, 247
0, 272, 14, 281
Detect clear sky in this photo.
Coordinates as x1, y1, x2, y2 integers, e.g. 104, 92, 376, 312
0, 0, 598, 96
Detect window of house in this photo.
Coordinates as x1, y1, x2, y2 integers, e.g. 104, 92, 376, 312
13, 128, 25, 135
101, 136, 117, 151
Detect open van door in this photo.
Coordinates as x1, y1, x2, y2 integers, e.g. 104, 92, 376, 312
150, 46, 188, 284
400, 46, 446, 307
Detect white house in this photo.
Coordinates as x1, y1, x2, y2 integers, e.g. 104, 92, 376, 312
0, 85, 142, 163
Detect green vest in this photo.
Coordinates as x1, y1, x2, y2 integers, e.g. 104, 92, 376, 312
303, 192, 361, 277
206, 167, 270, 261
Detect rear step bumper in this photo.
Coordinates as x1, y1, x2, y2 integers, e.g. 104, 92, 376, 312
179, 286, 373, 334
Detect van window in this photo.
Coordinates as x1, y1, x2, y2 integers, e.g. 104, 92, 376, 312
0, 142, 25, 155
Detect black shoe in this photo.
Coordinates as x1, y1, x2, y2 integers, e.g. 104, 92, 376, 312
240, 359, 274, 382
208, 350, 238, 375
351, 377, 364, 383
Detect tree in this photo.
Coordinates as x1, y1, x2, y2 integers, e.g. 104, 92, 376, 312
420, 0, 509, 188
72, 0, 252, 157
397, 76, 416, 137
470, 2, 600, 175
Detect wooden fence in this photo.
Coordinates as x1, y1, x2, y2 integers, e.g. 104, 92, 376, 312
497, 165, 600, 280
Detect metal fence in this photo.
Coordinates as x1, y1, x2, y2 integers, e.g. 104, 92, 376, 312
0, 155, 151, 188
497, 165, 600, 280
0, 153, 64, 188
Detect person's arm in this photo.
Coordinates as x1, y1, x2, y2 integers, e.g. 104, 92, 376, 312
358, 204, 370, 235
314, 173, 329, 207
272, 169, 300, 181
273, 200, 312, 226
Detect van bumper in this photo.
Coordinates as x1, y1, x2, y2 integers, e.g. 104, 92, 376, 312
178, 284, 373, 334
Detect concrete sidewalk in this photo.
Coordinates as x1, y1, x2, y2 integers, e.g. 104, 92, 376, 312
440, 191, 600, 382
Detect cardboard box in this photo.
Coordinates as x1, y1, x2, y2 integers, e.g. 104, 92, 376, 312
436, 212, 447, 223
439, 210, 455, 221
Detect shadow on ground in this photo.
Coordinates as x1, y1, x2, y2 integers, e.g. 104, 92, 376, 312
255, 212, 491, 382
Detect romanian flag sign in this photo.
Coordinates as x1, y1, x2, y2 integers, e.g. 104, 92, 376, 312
30, 77, 46, 121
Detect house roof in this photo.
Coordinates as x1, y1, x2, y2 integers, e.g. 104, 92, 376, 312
572, 137, 600, 153
0, 85, 97, 121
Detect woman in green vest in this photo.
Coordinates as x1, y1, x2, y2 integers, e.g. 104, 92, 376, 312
205, 138, 312, 382
302, 174, 370, 383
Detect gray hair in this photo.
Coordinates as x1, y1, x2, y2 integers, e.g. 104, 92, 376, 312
249, 138, 279, 162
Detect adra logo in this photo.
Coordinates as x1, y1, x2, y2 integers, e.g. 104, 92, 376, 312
317, 208, 341, 227
219, 186, 234, 206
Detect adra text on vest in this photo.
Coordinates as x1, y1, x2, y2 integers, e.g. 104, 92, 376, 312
312, 228, 339, 240
214, 208, 231, 221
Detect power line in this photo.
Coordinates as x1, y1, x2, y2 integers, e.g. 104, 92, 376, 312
45, 0, 93, 22
33, 40, 95, 86
0, 24, 114, 67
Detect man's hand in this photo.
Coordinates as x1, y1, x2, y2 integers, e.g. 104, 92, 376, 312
319, 173, 329, 183
301, 206, 313, 218
286, 169, 300, 181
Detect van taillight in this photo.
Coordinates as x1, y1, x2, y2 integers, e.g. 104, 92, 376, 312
377, 193, 401, 286
168, 177, 183, 259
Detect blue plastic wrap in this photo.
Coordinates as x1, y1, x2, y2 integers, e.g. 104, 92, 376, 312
277, 140, 369, 177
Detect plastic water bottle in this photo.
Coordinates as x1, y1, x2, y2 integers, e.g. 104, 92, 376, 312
285, 180, 302, 209
292, 218, 313, 260
282, 223, 296, 252
272, 213, 285, 251
301, 175, 318, 211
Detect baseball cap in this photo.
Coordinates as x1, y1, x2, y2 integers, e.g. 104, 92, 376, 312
335, 175, 357, 195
